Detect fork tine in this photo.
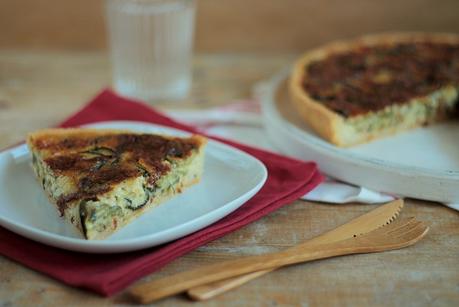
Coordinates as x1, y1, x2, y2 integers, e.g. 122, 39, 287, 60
394, 221, 429, 240
366, 218, 428, 247
389, 220, 422, 235
386, 217, 417, 234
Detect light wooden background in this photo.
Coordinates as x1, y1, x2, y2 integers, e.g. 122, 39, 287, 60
1, 1, 459, 306
1, 0, 459, 51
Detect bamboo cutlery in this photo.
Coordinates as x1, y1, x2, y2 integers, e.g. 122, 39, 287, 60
129, 200, 428, 303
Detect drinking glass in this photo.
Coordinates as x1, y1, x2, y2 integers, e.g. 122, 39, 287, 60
105, 0, 195, 102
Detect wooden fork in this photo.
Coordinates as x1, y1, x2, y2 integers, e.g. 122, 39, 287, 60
129, 217, 428, 304
188, 199, 404, 300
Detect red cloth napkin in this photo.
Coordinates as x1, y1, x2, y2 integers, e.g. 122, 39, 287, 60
0, 90, 323, 296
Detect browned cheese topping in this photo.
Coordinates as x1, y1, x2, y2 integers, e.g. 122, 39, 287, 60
34, 133, 199, 210
303, 42, 459, 117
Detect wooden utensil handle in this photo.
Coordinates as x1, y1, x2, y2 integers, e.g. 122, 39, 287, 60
186, 235, 329, 300
187, 269, 274, 300
129, 245, 354, 304
186, 268, 277, 301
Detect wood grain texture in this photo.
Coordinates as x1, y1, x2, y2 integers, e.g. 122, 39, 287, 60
130, 216, 428, 304
0, 51, 458, 306
1, 0, 459, 51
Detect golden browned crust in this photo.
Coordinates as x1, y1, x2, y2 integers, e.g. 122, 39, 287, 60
27, 128, 207, 239
27, 128, 205, 203
27, 128, 207, 153
289, 32, 459, 147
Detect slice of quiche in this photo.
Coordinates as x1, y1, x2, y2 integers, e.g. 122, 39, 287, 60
27, 128, 207, 240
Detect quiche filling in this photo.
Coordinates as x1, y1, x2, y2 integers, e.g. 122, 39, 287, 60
303, 41, 459, 118
289, 34, 459, 146
28, 130, 206, 240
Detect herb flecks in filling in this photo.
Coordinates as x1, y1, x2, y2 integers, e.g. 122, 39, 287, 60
303, 42, 459, 117
41, 133, 199, 213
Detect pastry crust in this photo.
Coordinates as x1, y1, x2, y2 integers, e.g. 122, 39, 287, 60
27, 128, 207, 240
289, 32, 459, 147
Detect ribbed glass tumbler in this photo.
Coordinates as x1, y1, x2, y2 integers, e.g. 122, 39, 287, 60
105, 0, 195, 102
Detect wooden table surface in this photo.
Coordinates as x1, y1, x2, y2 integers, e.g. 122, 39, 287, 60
0, 51, 458, 307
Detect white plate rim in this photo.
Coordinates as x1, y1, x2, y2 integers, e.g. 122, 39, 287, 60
0, 121, 268, 253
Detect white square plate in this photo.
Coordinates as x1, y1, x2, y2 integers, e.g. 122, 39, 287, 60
0, 121, 267, 253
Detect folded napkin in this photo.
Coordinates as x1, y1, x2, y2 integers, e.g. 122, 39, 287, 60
169, 101, 459, 211
0, 90, 323, 296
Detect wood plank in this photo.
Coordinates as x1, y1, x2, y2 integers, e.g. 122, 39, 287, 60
1, 0, 459, 51
0, 51, 458, 306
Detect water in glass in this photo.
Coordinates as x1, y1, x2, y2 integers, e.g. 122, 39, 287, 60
106, 0, 195, 101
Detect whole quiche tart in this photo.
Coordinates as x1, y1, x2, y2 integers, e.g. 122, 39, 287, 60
289, 33, 459, 147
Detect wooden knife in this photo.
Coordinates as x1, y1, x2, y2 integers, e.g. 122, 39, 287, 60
186, 199, 404, 300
